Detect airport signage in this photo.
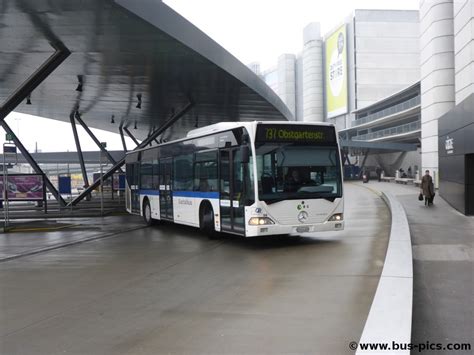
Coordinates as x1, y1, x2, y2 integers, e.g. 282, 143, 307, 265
325, 24, 348, 119
445, 136, 454, 154
0, 174, 44, 201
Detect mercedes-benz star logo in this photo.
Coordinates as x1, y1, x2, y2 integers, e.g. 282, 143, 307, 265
298, 211, 309, 223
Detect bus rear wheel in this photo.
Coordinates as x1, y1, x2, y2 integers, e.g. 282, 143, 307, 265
200, 203, 219, 239
143, 199, 154, 226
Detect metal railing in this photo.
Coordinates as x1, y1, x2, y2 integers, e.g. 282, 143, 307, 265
352, 120, 421, 141
352, 96, 420, 127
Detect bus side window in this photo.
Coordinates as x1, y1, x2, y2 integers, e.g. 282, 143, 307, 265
140, 160, 153, 189
152, 159, 159, 189
173, 154, 193, 191
194, 151, 218, 192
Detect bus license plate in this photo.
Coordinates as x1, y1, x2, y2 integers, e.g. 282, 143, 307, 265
296, 226, 310, 233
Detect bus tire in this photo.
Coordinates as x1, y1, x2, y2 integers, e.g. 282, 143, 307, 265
200, 202, 219, 239
142, 198, 154, 226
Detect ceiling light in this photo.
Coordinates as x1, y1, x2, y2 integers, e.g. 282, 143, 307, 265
26, 94, 31, 105
76, 75, 83, 92
134, 120, 137, 129
136, 94, 142, 109
111, 115, 115, 124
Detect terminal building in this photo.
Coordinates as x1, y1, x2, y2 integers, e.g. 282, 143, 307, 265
253, 1, 473, 215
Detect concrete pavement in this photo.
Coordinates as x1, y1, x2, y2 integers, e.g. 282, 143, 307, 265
0, 184, 390, 355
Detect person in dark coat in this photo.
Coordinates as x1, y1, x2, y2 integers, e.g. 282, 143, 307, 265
420, 170, 435, 206
376, 166, 382, 182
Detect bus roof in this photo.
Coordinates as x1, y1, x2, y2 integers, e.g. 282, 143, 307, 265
186, 121, 336, 138
128, 121, 336, 155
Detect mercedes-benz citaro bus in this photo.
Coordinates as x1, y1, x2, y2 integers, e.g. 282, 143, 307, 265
125, 121, 344, 237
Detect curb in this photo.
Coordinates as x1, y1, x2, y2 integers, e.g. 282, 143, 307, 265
0, 225, 146, 263
356, 187, 413, 354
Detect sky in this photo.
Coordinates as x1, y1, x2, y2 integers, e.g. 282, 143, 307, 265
163, 0, 419, 68
3, 0, 419, 153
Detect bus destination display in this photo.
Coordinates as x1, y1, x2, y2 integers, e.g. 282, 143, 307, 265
256, 124, 336, 144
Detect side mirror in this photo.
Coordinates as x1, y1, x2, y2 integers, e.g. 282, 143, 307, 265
241, 145, 250, 164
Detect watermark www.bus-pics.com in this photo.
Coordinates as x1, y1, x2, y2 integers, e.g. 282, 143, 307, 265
349, 340, 472, 352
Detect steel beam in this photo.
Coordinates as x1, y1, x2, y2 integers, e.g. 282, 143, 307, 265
0, 41, 70, 207
0, 42, 70, 121
123, 126, 140, 146
74, 112, 119, 166
341, 150, 352, 166
119, 125, 128, 152
359, 150, 370, 178
69, 113, 89, 189
70, 101, 194, 206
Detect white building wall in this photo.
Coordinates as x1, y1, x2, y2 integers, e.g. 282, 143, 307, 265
277, 54, 297, 117
354, 10, 420, 109
295, 54, 304, 121
302, 22, 324, 122
325, 10, 419, 131
454, 0, 474, 104
420, 0, 456, 177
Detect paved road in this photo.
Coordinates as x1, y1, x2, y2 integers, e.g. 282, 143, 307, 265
0, 215, 145, 261
0, 184, 390, 355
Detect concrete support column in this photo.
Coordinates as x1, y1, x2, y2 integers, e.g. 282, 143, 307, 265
454, 0, 474, 104
302, 22, 324, 122
277, 54, 296, 118
420, 0, 456, 182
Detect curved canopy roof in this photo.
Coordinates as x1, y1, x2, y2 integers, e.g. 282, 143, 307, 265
0, 0, 292, 141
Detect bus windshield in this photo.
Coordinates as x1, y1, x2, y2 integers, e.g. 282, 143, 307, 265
256, 144, 342, 204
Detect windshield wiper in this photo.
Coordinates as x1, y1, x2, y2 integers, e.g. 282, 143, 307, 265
261, 197, 287, 205
261, 193, 339, 204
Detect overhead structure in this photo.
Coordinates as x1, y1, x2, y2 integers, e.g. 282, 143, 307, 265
0, 0, 292, 205
0, 0, 292, 140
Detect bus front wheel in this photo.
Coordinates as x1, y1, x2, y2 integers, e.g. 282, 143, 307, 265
200, 203, 219, 239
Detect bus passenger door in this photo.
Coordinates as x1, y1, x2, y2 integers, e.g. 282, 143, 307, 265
159, 158, 173, 220
219, 149, 245, 234
129, 162, 140, 214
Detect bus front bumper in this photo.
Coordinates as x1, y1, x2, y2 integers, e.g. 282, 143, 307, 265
245, 220, 345, 237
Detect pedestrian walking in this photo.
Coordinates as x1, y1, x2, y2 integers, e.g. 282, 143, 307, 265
376, 166, 382, 182
420, 170, 435, 206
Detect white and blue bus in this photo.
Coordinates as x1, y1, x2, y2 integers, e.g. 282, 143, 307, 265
125, 121, 344, 237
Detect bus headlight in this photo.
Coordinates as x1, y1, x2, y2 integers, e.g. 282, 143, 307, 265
328, 213, 343, 222
249, 217, 275, 225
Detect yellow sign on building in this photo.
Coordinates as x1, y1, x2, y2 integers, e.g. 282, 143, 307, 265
325, 25, 348, 119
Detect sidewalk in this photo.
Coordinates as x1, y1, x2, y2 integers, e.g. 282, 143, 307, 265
356, 181, 473, 349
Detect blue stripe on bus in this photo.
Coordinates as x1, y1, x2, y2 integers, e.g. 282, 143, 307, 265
139, 190, 219, 199
139, 189, 160, 196
173, 191, 219, 199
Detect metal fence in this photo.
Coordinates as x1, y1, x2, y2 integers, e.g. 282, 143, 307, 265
352, 96, 421, 127
352, 120, 421, 141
